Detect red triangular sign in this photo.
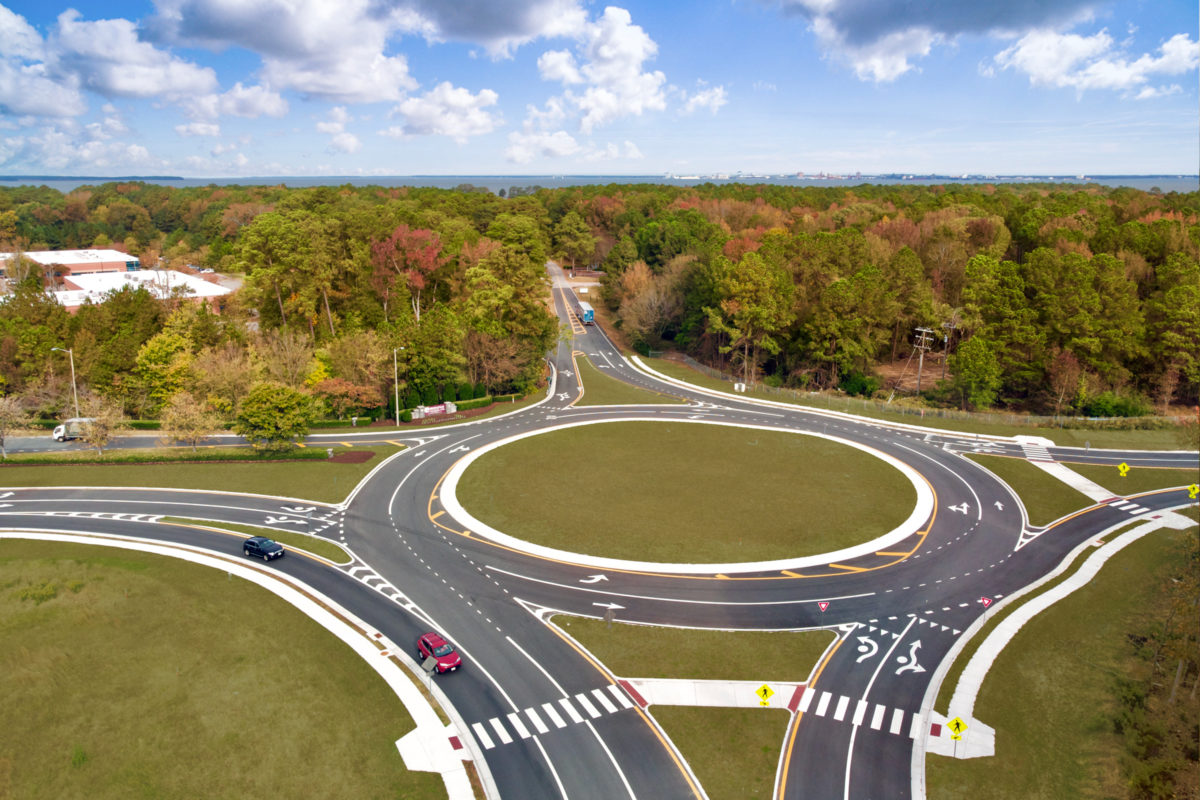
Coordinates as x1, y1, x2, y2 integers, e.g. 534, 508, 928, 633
818, 601, 830, 612
979, 596, 992, 608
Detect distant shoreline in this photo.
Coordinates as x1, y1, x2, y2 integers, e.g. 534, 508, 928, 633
0, 173, 1195, 193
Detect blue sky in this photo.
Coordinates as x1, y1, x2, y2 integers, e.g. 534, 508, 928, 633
0, 0, 1196, 177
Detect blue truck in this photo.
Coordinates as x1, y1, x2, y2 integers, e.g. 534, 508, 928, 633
571, 292, 595, 325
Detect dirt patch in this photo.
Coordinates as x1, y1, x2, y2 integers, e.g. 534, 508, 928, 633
328, 450, 374, 463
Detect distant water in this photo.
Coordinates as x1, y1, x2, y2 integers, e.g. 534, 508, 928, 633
1, 174, 1196, 194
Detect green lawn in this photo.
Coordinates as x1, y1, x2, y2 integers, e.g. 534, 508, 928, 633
926, 525, 1196, 800
1065, 461, 1196, 497
965, 454, 1092, 526
160, 517, 352, 564
458, 421, 916, 562
653, 707, 790, 800
641, 358, 1188, 450
557, 616, 836, 682
573, 354, 687, 406
0, 539, 444, 800
0, 446, 402, 504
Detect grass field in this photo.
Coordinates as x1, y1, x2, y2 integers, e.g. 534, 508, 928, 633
965, 454, 1093, 526
573, 354, 687, 407
556, 616, 836, 682
0, 539, 444, 800
926, 525, 1196, 800
1065, 461, 1197, 497
641, 358, 1188, 451
458, 421, 917, 562
653, 707, 790, 800
0, 446, 402, 504
159, 517, 352, 564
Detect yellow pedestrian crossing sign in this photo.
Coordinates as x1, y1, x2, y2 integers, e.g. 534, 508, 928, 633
756, 685, 774, 706
948, 717, 968, 741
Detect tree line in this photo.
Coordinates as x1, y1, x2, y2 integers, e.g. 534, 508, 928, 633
0, 179, 1197, 427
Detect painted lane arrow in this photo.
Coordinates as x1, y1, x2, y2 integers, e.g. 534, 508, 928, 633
993, 501, 1004, 511
592, 602, 625, 610
281, 505, 316, 513
449, 445, 470, 453
263, 516, 305, 526
579, 574, 608, 584
948, 502, 970, 514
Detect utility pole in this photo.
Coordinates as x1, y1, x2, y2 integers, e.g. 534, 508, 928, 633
52, 347, 79, 418
913, 327, 935, 395
392, 346, 405, 426
941, 316, 959, 381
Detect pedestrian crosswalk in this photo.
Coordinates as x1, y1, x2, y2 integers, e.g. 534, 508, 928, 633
1021, 441, 1053, 462
471, 684, 635, 750
1107, 499, 1153, 516
793, 686, 926, 739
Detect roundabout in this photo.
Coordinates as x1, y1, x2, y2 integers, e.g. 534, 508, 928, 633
444, 418, 934, 574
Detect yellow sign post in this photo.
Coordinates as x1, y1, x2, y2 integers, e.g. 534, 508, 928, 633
947, 716, 968, 741
756, 685, 774, 706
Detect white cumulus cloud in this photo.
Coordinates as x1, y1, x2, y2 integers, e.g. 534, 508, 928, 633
386, 82, 501, 142
505, 129, 580, 163
994, 30, 1200, 95
176, 121, 221, 136
682, 84, 728, 114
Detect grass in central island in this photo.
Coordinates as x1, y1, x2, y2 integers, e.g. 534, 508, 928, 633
0, 538, 443, 800
457, 421, 916, 562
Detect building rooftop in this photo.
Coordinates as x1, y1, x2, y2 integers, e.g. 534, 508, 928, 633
0, 248, 139, 266
53, 269, 230, 308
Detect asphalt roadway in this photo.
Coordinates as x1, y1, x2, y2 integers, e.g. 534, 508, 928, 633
2, 269, 1197, 799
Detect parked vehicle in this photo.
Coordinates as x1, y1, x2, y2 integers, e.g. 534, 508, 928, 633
243, 536, 285, 561
417, 631, 462, 673
51, 417, 95, 442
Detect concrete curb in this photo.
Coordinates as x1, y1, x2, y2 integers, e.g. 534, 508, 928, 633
0, 528, 496, 800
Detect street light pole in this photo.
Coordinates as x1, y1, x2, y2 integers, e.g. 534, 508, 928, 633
392, 346, 406, 426
52, 347, 79, 418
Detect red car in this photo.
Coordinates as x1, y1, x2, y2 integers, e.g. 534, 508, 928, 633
417, 632, 462, 673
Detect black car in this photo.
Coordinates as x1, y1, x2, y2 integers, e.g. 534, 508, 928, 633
243, 536, 285, 561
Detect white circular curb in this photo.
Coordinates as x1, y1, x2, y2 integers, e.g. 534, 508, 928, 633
441, 417, 934, 574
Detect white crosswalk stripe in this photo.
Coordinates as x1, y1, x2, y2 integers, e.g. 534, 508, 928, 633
472, 684, 639, 749
472, 722, 495, 749
574, 692, 602, 718
541, 702, 568, 729
489, 718, 513, 745
591, 687, 618, 714
833, 695, 850, 721
507, 712, 532, 739
525, 708, 549, 735
814, 691, 833, 716
558, 697, 585, 724
870, 704, 886, 730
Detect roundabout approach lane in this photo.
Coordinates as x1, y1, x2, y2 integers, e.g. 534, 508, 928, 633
3, 268, 1196, 799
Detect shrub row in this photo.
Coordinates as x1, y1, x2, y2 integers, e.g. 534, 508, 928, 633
0, 448, 333, 466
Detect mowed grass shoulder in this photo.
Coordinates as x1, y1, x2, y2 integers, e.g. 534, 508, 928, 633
457, 421, 916, 562
926, 526, 1195, 800
640, 358, 1187, 450
654, 707, 789, 800
573, 355, 687, 406
0, 539, 444, 800
0, 446, 402, 504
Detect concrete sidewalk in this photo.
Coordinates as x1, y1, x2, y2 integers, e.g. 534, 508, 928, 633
625, 678, 805, 710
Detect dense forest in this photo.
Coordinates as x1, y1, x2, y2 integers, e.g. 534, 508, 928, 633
0, 179, 1196, 424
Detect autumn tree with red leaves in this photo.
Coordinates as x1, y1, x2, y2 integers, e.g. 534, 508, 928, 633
370, 225, 447, 323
